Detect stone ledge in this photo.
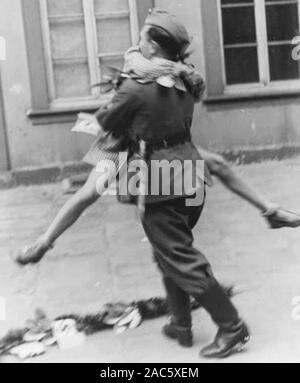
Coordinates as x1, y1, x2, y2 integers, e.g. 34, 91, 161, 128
220, 144, 300, 165
0, 162, 92, 189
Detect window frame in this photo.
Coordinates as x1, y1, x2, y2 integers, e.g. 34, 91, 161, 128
202, 0, 300, 101
21, 0, 154, 123
39, 0, 139, 109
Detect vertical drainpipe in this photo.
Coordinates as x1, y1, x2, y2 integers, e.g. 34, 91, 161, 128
0, 64, 11, 171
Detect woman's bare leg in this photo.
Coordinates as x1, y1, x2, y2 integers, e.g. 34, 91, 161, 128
198, 148, 272, 212
41, 167, 103, 246
13, 165, 116, 264
199, 148, 273, 211
198, 147, 300, 228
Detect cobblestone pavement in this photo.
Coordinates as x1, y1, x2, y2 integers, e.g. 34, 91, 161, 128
1, 158, 300, 363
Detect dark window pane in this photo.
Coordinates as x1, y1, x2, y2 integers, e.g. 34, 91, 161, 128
225, 47, 259, 84
265, 0, 297, 3
266, 4, 299, 41
222, 0, 253, 4
269, 44, 300, 80
222, 6, 256, 44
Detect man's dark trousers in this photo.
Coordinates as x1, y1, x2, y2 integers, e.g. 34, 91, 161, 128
142, 194, 217, 327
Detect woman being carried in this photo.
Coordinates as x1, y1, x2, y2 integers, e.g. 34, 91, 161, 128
13, 45, 300, 265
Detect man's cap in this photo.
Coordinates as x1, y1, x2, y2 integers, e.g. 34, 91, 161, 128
145, 8, 191, 57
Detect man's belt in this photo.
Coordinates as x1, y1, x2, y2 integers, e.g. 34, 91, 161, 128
141, 131, 191, 152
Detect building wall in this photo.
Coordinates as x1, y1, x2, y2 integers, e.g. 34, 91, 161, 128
156, 0, 300, 152
0, 0, 94, 170
1, 0, 300, 170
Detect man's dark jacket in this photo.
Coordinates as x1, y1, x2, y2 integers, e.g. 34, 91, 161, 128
96, 78, 212, 203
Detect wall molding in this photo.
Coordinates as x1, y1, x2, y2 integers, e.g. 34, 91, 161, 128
2, 144, 300, 188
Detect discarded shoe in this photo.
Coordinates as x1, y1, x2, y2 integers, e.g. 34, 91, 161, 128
23, 331, 47, 343
114, 307, 142, 334
10, 342, 46, 360
102, 302, 129, 326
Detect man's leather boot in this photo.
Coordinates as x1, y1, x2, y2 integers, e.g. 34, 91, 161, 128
199, 283, 250, 358
162, 277, 193, 347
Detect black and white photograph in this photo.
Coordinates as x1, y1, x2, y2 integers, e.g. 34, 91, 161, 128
1, 0, 300, 366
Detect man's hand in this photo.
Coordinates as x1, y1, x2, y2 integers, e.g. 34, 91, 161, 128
172, 62, 194, 77
158, 60, 177, 75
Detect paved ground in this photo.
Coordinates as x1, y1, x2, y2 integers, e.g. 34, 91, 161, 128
1, 158, 300, 363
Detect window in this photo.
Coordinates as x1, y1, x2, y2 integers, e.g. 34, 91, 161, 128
39, 0, 139, 107
221, 0, 259, 85
265, 0, 300, 81
201, 0, 300, 98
